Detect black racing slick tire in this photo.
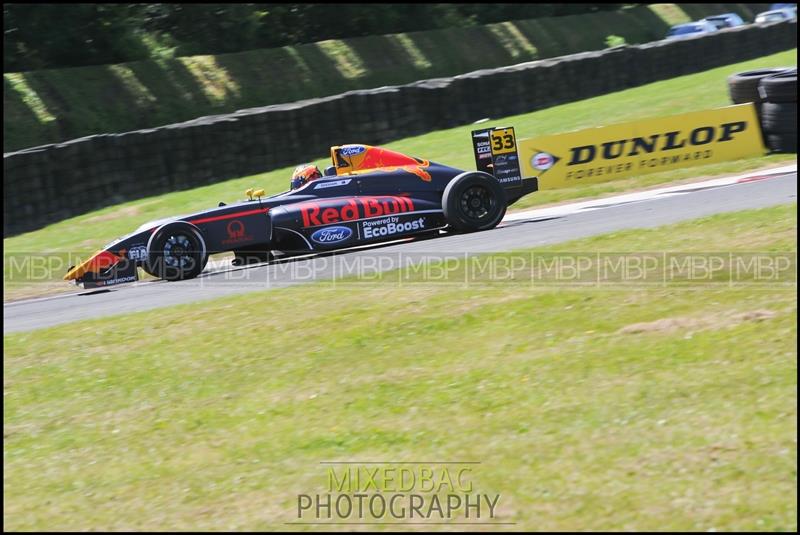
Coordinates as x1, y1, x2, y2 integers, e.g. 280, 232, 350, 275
442, 172, 507, 232
760, 102, 798, 135
758, 69, 798, 103
727, 67, 792, 104
145, 221, 208, 281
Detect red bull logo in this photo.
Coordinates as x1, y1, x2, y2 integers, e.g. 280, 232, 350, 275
299, 196, 415, 227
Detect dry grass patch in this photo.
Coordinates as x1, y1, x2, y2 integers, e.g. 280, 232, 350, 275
619, 308, 778, 334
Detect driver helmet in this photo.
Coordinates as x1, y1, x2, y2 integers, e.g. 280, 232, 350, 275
290, 163, 322, 190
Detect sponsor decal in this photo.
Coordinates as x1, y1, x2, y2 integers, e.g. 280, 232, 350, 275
340, 145, 366, 157
299, 196, 415, 227
494, 154, 519, 165
314, 179, 352, 190
98, 275, 137, 287
362, 216, 426, 239
473, 130, 493, 167
520, 104, 765, 190
475, 134, 492, 160
228, 220, 245, 239
310, 226, 353, 245
127, 245, 148, 261
531, 152, 555, 171
496, 175, 521, 185
565, 124, 746, 165
222, 219, 255, 245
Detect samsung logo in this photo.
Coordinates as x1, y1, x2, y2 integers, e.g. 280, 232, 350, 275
311, 226, 353, 244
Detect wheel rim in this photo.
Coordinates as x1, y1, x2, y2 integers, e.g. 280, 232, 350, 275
162, 233, 194, 269
460, 185, 494, 220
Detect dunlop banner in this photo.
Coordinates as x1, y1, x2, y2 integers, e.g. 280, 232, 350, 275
520, 104, 765, 190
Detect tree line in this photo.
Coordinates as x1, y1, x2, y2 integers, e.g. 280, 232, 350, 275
4, 3, 627, 72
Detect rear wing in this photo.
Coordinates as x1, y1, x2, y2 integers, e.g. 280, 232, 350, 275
471, 126, 538, 201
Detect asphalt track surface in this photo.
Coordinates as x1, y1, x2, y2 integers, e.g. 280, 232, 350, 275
4, 170, 797, 334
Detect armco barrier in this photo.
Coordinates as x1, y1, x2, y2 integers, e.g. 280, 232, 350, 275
3, 20, 796, 237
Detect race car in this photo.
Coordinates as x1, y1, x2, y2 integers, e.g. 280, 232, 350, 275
64, 126, 539, 288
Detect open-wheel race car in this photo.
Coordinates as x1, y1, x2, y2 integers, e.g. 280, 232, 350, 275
64, 126, 539, 288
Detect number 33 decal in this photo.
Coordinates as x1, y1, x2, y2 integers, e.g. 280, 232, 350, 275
490, 129, 516, 154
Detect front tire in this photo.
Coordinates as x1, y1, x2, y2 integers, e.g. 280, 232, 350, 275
442, 172, 507, 232
145, 222, 208, 281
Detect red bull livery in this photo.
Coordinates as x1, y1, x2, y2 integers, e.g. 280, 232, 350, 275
64, 126, 538, 288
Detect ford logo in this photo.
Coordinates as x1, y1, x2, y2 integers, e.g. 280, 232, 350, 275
340, 145, 365, 157
311, 226, 353, 244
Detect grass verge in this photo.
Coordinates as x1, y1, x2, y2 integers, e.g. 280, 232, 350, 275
3, 203, 797, 530
4, 49, 797, 301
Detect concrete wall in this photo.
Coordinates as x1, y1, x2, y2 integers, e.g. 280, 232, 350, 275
4, 20, 796, 237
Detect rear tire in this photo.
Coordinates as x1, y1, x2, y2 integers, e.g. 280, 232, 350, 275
442, 172, 507, 232
145, 222, 208, 281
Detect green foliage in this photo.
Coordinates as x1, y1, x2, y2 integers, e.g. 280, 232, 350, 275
605, 34, 628, 47
3, 4, 150, 72
5, 4, 727, 151
4, 3, 627, 72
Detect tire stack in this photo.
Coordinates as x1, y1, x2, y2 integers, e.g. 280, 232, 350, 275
727, 67, 797, 153
759, 69, 797, 153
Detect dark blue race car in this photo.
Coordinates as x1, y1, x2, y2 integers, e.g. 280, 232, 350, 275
65, 126, 538, 288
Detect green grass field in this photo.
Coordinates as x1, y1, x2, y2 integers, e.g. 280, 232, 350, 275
4, 49, 797, 302
3, 203, 797, 530
4, 3, 759, 151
